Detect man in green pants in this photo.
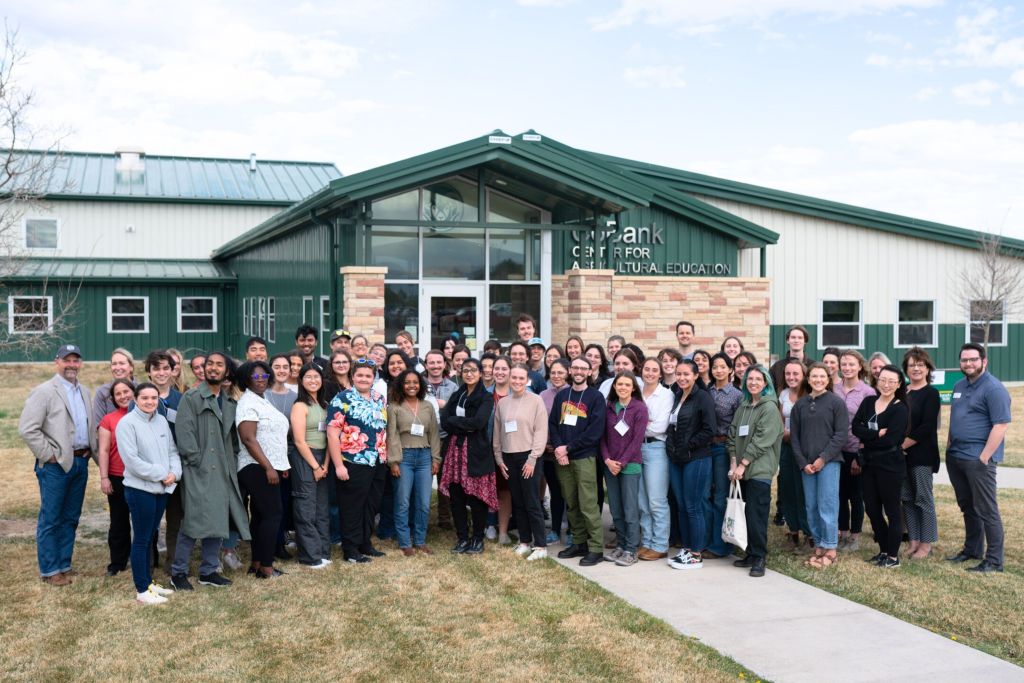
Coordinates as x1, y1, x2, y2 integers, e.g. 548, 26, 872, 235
550, 358, 607, 566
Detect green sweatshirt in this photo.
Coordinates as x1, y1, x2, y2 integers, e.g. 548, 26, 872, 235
727, 395, 783, 482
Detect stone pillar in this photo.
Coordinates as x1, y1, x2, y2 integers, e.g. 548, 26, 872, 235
565, 268, 615, 342
340, 266, 387, 339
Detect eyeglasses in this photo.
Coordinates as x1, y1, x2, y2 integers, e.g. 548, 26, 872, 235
461, 367, 479, 374
355, 358, 377, 368
250, 373, 270, 381
876, 377, 900, 385
332, 360, 350, 366
960, 357, 982, 363
906, 362, 928, 369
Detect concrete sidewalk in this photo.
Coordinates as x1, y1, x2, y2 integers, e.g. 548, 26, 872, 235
553, 545, 1023, 682
936, 461, 1024, 489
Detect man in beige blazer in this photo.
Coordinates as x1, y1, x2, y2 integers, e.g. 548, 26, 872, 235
19, 344, 97, 586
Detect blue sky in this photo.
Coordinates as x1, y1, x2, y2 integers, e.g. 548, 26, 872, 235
10, 0, 1024, 237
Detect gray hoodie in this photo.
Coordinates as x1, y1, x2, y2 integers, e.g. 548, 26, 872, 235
115, 407, 182, 495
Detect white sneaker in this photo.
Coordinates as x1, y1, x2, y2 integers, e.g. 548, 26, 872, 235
306, 559, 330, 570
320, 558, 333, 566
137, 588, 168, 605
514, 543, 532, 557
221, 549, 243, 571
485, 526, 497, 540
498, 533, 513, 546
527, 547, 548, 562
668, 550, 703, 570
148, 581, 174, 596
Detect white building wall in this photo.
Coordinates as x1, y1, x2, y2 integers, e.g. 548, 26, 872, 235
737, 247, 760, 277
693, 195, 978, 326
18, 200, 283, 259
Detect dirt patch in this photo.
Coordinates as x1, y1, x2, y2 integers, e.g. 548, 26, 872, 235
0, 518, 36, 537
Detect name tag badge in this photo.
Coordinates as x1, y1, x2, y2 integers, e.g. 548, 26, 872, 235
317, 421, 327, 433
410, 423, 425, 437
165, 408, 177, 424
455, 406, 466, 418
784, 417, 791, 431
952, 392, 962, 399
504, 420, 518, 433
563, 413, 578, 426
738, 425, 750, 437
614, 421, 629, 436
868, 420, 879, 431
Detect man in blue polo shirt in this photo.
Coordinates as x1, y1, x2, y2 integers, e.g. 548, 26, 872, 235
945, 342, 1011, 573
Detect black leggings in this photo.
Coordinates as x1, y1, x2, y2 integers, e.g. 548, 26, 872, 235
862, 465, 904, 557
238, 464, 284, 566
838, 451, 864, 534
543, 459, 565, 536
449, 483, 488, 542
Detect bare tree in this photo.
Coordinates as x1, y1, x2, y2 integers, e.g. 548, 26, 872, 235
0, 22, 79, 356
958, 232, 1024, 353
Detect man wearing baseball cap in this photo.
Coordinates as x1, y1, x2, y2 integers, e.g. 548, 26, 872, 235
19, 344, 97, 586
330, 329, 352, 354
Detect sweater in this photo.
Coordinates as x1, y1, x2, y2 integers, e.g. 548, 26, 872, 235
548, 385, 607, 460
727, 396, 783, 482
492, 391, 549, 467
904, 386, 940, 472
115, 407, 182, 495
834, 380, 875, 452
386, 399, 441, 465
790, 392, 849, 469
599, 399, 649, 466
852, 397, 909, 474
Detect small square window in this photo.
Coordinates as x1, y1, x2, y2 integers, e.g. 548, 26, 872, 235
8, 296, 53, 334
820, 300, 862, 348
968, 300, 1006, 346
25, 218, 59, 249
896, 300, 935, 347
178, 297, 216, 333
107, 296, 148, 333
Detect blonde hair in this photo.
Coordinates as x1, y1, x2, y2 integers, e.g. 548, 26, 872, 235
838, 349, 869, 381
111, 347, 136, 379
166, 347, 187, 393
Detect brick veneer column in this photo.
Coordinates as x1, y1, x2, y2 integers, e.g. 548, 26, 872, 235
565, 269, 615, 343
340, 266, 387, 339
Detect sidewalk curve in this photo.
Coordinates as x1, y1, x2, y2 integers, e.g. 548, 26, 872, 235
936, 462, 1024, 490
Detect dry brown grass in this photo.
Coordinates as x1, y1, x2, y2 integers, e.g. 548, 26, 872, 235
0, 363, 755, 683
939, 385, 1023, 468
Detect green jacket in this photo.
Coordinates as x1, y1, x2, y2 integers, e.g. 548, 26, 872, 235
175, 383, 250, 541
727, 395, 783, 482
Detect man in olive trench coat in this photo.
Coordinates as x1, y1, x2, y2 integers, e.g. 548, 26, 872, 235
169, 352, 250, 586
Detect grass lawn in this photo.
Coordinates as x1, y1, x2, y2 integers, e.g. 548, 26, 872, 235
0, 364, 755, 683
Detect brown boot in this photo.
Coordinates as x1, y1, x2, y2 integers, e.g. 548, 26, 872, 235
637, 547, 668, 561
41, 574, 72, 586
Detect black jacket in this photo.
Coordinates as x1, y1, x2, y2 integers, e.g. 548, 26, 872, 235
851, 397, 909, 474
905, 386, 940, 473
666, 386, 717, 465
441, 385, 495, 477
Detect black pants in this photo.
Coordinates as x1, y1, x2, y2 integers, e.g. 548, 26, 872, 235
106, 475, 131, 572
740, 479, 771, 561
276, 468, 293, 548
449, 483, 488, 542
336, 461, 382, 557
861, 465, 904, 557
838, 451, 864, 534
505, 452, 546, 547
238, 463, 284, 566
367, 464, 388, 541
543, 459, 565, 536
595, 456, 605, 512
163, 484, 183, 570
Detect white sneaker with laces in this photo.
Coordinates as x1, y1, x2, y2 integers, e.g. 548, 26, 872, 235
221, 549, 243, 571
320, 558, 333, 566
668, 550, 703, 570
137, 588, 168, 605
514, 543, 532, 557
527, 547, 548, 562
148, 582, 174, 596
485, 526, 498, 540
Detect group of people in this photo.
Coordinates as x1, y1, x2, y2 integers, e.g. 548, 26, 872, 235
19, 317, 1010, 605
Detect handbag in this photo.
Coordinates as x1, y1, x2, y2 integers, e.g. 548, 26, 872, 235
722, 480, 748, 551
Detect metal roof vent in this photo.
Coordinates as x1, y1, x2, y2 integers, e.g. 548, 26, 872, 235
115, 146, 145, 185
249, 153, 257, 172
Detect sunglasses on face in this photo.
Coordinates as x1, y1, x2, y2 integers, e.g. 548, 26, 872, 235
251, 373, 270, 381
355, 358, 377, 368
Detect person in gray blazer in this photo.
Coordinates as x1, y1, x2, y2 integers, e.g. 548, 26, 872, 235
19, 344, 98, 586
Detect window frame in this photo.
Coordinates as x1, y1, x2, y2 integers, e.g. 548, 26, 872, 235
894, 299, 937, 348
320, 296, 331, 356
266, 296, 276, 343
966, 299, 1007, 347
818, 299, 863, 349
106, 296, 149, 334
22, 216, 60, 251
8, 295, 53, 334
242, 297, 251, 335
176, 296, 217, 333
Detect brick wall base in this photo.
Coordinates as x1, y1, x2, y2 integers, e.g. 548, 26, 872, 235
341, 266, 387, 340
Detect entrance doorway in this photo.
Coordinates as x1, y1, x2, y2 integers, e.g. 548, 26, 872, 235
419, 283, 485, 357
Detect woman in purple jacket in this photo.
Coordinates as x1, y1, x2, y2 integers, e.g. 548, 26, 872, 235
600, 371, 649, 567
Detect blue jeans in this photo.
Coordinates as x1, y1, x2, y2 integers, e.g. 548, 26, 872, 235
124, 487, 167, 593
802, 460, 841, 549
705, 443, 732, 556
35, 457, 88, 577
393, 448, 433, 548
669, 456, 712, 553
605, 469, 641, 553
638, 440, 670, 553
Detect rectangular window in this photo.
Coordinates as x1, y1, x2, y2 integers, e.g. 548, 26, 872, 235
8, 296, 52, 334
968, 299, 1006, 346
257, 296, 267, 338
106, 296, 148, 333
895, 300, 936, 347
385, 283, 418, 342
267, 297, 276, 343
490, 284, 541, 342
242, 297, 251, 335
320, 296, 331, 356
177, 297, 216, 333
819, 300, 862, 348
24, 218, 59, 249
302, 296, 313, 324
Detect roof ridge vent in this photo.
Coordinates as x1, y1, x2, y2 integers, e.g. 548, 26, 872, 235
115, 146, 145, 184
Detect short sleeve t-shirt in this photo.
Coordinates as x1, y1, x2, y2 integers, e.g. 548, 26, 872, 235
327, 387, 387, 466
236, 390, 292, 472
948, 372, 1012, 463
99, 407, 129, 477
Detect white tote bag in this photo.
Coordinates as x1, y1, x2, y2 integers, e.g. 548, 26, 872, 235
722, 480, 748, 551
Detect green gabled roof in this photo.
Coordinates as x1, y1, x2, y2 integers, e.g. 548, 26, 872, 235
595, 152, 1024, 257
4, 258, 236, 283
4, 150, 341, 205
213, 129, 779, 259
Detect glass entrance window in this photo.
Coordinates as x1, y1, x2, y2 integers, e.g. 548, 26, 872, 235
423, 227, 485, 279
431, 296, 477, 352
370, 225, 419, 279
385, 284, 418, 342
490, 284, 540, 342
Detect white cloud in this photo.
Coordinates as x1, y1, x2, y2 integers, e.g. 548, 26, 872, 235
951, 79, 1002, 106
590, 0, 942, 31
914, 86, 940, 100
849, 119, 1024, 165
953, 8, 1024, 68
1012, 70, 1024, 87
866, 54, 891, 66
517, 0, 575, 5
623, 65, 686, 88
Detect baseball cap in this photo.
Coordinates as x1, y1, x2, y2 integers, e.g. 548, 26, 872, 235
528, 337, 546, 347
330, 329, 352, 342
56, 344, 82, 359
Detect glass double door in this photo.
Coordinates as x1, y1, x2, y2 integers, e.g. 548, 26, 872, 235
419, 283, 484, 357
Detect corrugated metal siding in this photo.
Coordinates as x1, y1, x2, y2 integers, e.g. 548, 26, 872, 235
20, 200, 283, 259
769, 323, 1024, 380
0, 282, 226, 362
692, 195, 984, 325
227, 222, 334, 355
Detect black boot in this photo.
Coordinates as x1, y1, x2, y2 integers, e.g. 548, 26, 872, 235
451, 539, 470, 554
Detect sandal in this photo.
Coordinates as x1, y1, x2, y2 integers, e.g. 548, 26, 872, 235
804, 547, 825, 567
809, 550, 838, 569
